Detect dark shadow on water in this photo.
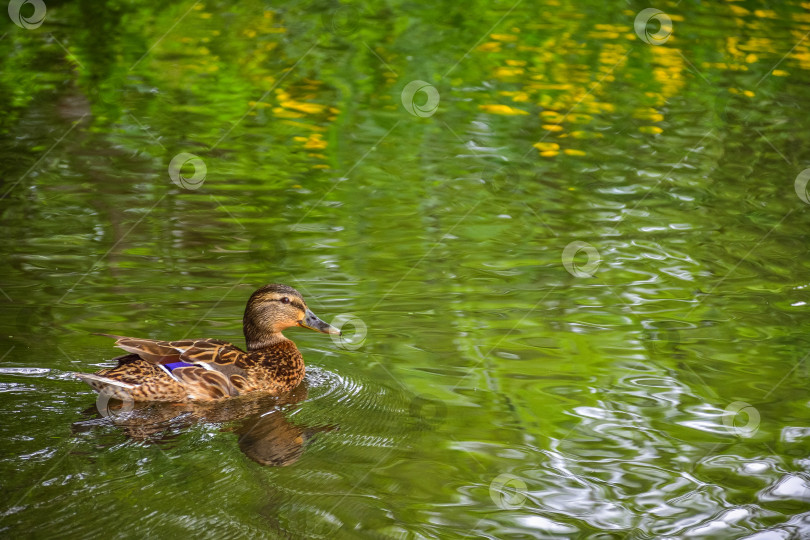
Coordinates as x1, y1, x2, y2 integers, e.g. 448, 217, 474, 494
71, 381, 337, 467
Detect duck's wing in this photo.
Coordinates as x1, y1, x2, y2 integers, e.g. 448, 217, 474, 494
96, 334, 254, 400
96, 333, 238, 363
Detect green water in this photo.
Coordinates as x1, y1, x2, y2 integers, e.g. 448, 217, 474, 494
2, 0, 810, 537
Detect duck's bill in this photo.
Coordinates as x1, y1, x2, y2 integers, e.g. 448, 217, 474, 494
299, 308, 341, 335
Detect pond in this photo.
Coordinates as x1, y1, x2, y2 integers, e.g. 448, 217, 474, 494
2, 0, 810, 537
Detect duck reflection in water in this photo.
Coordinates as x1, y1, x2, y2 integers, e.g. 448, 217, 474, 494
73, 380, 336, 467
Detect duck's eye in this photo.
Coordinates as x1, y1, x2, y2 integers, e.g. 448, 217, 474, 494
280, 297, 290, 304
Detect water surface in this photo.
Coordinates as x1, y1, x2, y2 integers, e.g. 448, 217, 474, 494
2, 0, 810, 537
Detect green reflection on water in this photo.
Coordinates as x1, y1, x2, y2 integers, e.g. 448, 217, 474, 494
2, 0, 810, 537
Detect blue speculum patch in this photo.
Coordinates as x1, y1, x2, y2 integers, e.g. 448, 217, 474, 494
162, 361, 196, 372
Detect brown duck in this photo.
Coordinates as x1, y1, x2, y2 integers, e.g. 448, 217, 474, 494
75, 284, 340, 402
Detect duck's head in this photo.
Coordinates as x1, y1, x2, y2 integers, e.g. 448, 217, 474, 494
243, 284, 340, 350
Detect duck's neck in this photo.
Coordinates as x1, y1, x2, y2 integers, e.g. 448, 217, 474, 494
245, 331, 289, 351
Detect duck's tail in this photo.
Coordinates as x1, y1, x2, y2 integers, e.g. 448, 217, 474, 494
74, 373, 135, 401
